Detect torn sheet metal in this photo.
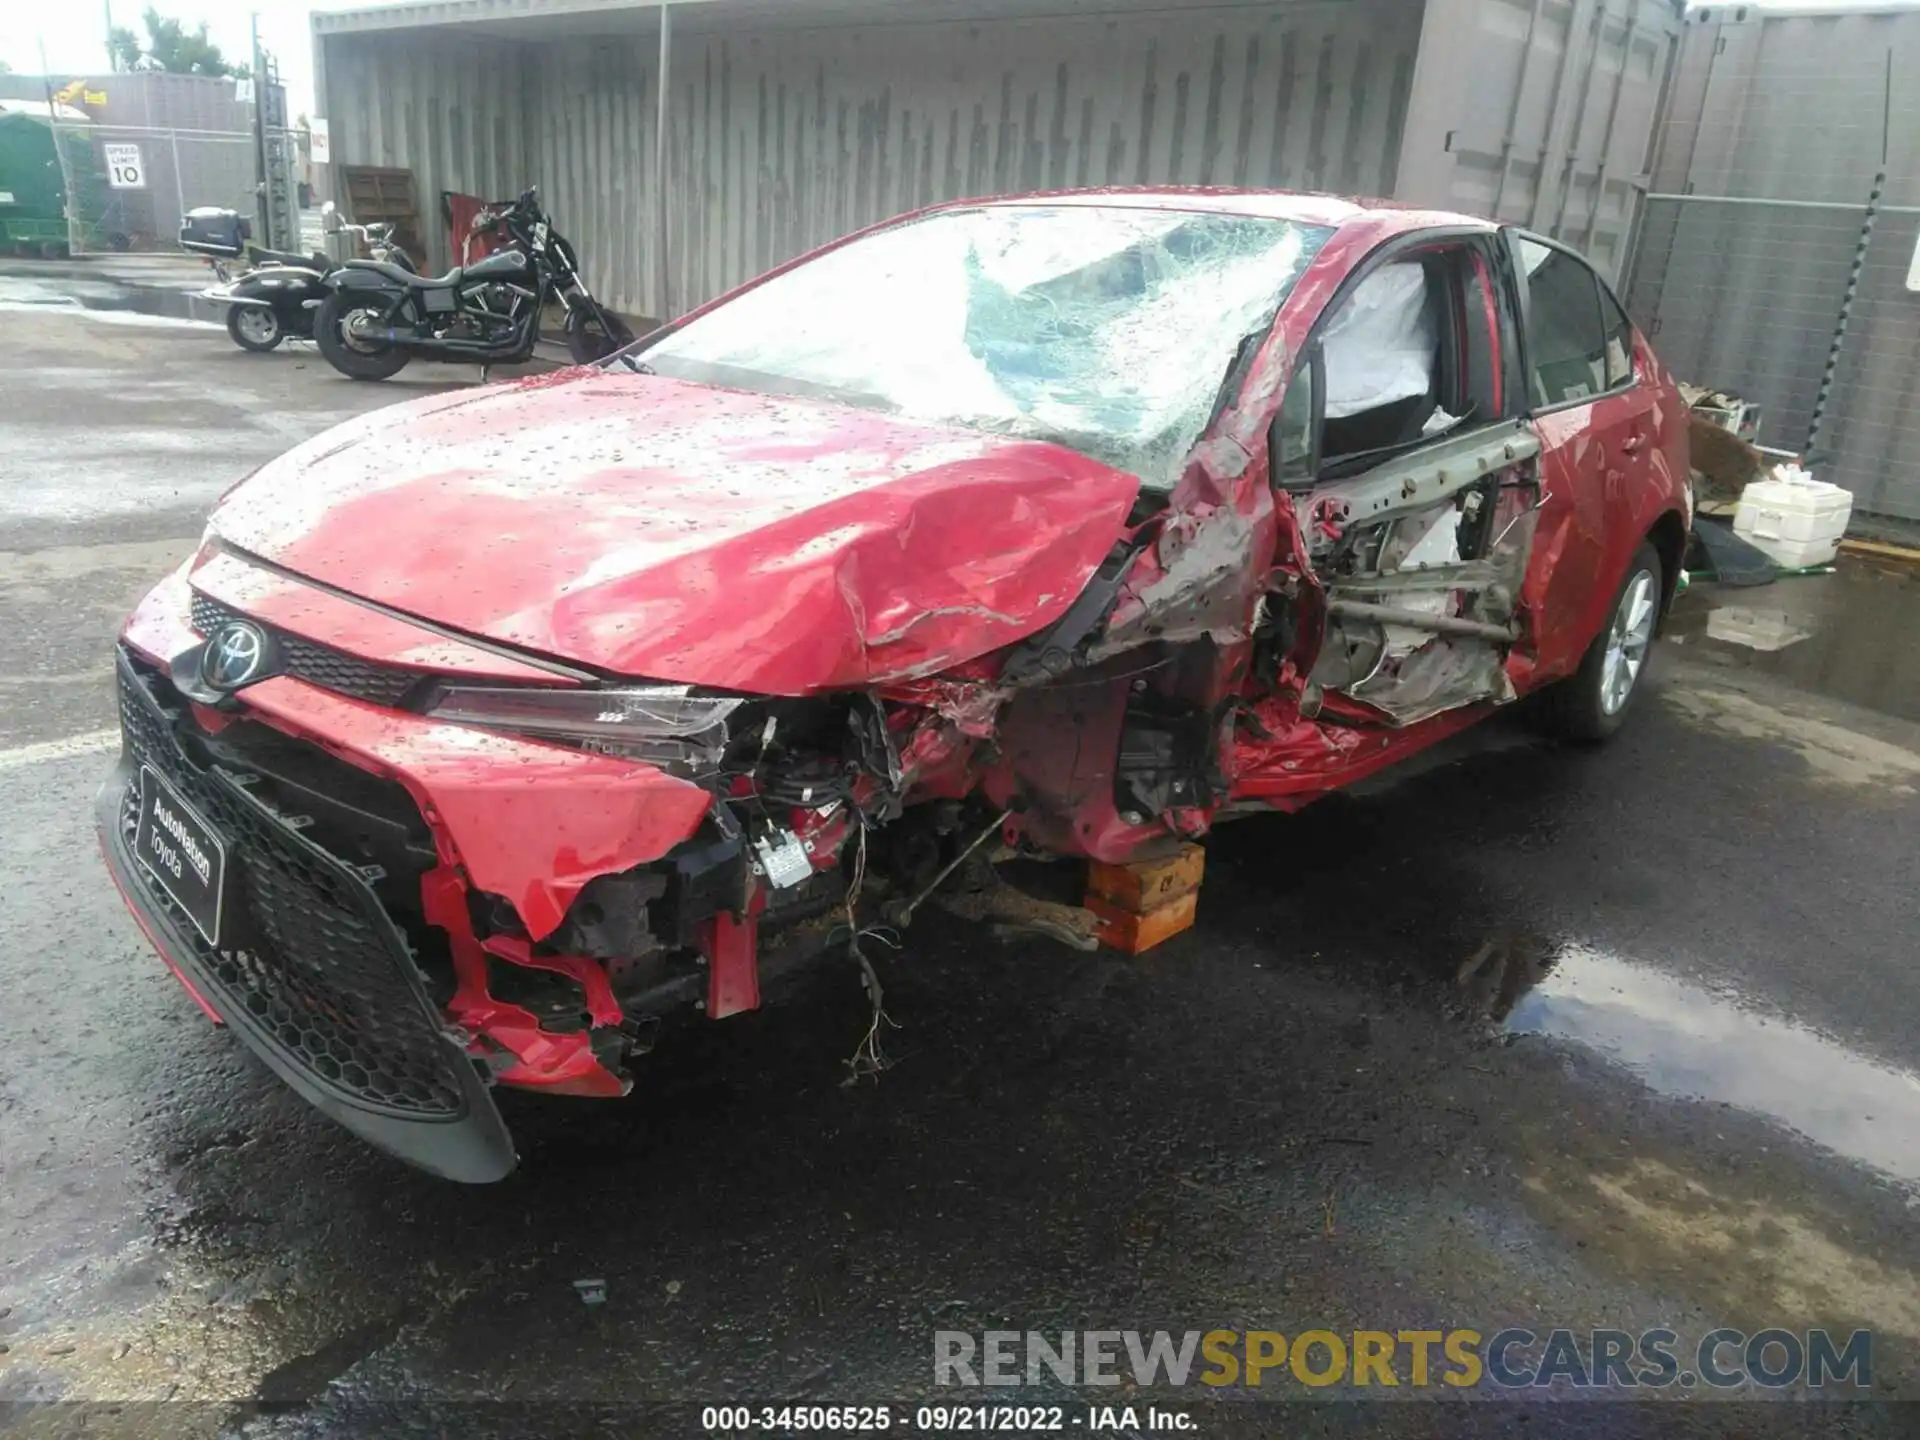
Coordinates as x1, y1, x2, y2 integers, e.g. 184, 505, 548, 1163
213, 672, 714, 942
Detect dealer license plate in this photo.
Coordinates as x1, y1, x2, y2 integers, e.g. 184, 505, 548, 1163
134, 766, 229, 947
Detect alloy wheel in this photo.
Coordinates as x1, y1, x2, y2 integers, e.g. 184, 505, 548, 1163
1600, 568, 1657, 716
236, 309, 278, 346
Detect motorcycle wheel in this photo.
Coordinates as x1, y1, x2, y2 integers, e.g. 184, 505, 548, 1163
226, 307, 284, 353
564, 307, 636, 365
315, 292, 411, 381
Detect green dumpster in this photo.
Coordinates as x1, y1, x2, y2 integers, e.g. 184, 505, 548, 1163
0, 111, 110, 258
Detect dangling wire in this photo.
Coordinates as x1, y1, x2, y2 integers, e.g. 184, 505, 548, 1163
840, 814, 899, 1085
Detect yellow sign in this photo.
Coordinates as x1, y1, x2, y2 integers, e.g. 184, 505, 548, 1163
50, 80, 105, 107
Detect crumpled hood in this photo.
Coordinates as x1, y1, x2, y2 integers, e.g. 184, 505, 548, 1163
208, 372, 1141, 693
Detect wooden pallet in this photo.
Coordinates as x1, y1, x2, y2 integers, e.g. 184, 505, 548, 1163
339, 164, 425, 265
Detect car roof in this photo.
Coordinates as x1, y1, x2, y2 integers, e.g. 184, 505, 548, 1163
932, 187, 1497, 237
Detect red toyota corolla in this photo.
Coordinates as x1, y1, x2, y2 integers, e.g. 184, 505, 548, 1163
99, 191, 1689, 1180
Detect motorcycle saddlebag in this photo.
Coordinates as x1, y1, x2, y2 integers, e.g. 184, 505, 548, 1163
179, 206, 251, 259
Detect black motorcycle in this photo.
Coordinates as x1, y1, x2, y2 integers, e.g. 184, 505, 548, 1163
181, 204, 414, 353
313, 187, 633, 381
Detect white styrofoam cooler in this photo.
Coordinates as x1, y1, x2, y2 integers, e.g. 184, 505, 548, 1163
1733, 466, 1853, 568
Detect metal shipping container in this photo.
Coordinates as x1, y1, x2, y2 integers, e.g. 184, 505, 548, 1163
313, 0, 1683, 321
1624, 4, 1920, 524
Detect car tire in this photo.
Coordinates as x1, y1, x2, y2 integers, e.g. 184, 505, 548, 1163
226, 306, 284, 353
1540, 540, 1663, 743
314, 292, 411, 381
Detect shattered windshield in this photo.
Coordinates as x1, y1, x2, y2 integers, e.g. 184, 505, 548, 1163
636, 205, 1333, 489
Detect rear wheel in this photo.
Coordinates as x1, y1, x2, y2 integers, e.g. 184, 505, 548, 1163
315, 291, 411, 381
226, 306, 283, 352
563, 305, 635, 365
1540, 540, 1663, 742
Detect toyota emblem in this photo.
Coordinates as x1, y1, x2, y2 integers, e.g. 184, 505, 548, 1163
202, 620, 269, 691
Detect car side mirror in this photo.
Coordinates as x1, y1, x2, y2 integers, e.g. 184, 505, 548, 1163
321, 201, 341, 233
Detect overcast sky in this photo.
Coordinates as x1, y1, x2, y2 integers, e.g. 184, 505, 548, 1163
2, 0, 1891, 126
1, 1, 365, 116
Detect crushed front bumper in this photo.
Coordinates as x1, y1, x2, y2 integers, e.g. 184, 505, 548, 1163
96, 651, 516, 1182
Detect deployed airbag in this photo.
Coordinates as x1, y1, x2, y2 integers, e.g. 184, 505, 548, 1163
1321, 263, 1435, 419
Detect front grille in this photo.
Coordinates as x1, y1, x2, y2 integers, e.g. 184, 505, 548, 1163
116, 656, 466, 1118
190, 591, 421, 708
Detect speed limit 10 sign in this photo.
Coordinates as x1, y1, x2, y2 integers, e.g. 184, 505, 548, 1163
103, 143, 146, 189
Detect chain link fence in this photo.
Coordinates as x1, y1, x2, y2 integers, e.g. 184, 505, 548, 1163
1621, 13, 1920, 532
44, 121, 300, 257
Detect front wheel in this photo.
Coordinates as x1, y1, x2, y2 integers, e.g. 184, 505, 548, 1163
1540, 540, 1663, 743
563, 305, 635, 365
226, 306, 283, 352
314, 291, 411, 381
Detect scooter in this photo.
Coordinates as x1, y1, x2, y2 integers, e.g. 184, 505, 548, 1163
180, 204, 413, 353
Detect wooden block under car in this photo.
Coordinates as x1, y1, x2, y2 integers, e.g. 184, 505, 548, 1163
1086, 843, 1206, 912
1085, 889, 1200, 954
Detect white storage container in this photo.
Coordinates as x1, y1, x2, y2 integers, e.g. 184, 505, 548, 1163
1733, 466, 1853, 568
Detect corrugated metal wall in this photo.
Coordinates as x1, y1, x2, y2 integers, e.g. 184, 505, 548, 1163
315, 0, 1681, 316
320, 33, 534, 269
1395, 0, 1681, 281
532, 0, 1424, 318
1623, 6, 1920, 522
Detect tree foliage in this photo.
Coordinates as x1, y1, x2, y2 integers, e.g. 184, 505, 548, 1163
109, 8, 250, 78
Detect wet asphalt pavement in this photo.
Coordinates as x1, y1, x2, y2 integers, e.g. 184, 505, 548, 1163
2, 263, 1919, 1438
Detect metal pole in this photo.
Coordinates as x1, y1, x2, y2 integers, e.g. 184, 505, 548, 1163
1547, 0, 1611, 239
1803, 51, 1893, 461
1802, 174, 1882, 460
168, 129, 186, 245
1577, 12, 1638, 251
37, 36, 79, 255
1641, 192, 1920, 216
1525, 0, 1589, 229
250, 11, 270, 247
654, 0, 672, 324
1488, 0, 1548, 220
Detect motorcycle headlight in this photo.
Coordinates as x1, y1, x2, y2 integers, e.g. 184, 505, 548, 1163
425, 684, 743, 777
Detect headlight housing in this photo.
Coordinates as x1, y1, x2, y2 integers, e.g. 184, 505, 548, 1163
426, 684, 743, 777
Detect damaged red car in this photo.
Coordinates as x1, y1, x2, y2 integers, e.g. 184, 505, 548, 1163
98, 191, 1689, 1180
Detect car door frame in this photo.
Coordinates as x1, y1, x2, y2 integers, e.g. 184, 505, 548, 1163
1266, 224, 1537, 703
1501, 227, 1666, 688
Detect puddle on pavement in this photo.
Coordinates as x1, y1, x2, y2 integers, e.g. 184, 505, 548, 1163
1668, 555, 1920, 723
1504, 944, 1920, 1186
0, 271, 213, 327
